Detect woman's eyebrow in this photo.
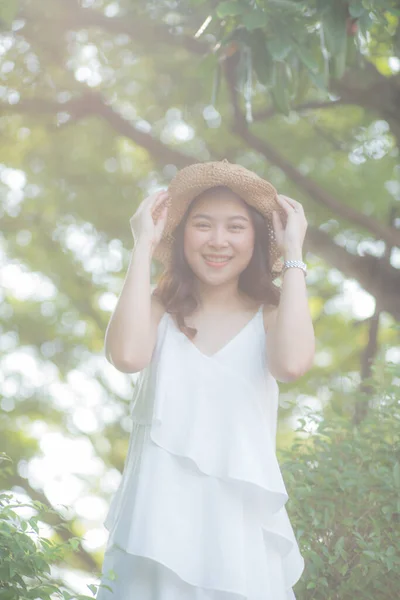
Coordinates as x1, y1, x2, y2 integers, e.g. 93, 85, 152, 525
191, 214, 249, 222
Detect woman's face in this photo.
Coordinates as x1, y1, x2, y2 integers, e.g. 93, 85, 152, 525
183, 190, 255, 286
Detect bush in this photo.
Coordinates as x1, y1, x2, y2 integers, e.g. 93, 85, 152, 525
0, 454, 113, 600
281, 359, 400, 599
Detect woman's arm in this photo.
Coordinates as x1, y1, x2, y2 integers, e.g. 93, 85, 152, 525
104, 239, 164, 373
265, 246, 315, 383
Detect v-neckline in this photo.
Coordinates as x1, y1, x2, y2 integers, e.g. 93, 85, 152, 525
167, 305, 263, 360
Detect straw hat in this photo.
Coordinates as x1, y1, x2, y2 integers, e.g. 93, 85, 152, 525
153, 159, 287, 278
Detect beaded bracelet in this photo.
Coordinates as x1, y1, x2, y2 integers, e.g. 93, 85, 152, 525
282, 260, 307, 278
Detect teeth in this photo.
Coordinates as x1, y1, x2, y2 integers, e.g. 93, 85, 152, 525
204, 256, 231, 262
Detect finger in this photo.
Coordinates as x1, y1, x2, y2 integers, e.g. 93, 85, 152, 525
154, 206, 168, 233
276, 195, 294, 213
150, 192, 170, 213
277, 194, 295, 207
154, 202, 169, 217
152, 190, 169, 204
278, 194, 303, 211
152, 201, 169, 224
144, 189, 168, 209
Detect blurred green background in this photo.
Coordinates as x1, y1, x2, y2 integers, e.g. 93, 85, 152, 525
0, 0, 399, 598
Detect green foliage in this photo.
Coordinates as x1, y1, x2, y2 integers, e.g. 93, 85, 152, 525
209, 0, 399, 113
0, 0, 399, 595
0, 454, 108, 600
280, 356, 400, 598
216, 1, 247, 18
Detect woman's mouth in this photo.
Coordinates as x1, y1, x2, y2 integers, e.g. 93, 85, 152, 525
202, 255, 233, 268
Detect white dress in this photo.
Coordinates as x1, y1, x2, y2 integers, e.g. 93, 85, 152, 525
96, 304, 305, 599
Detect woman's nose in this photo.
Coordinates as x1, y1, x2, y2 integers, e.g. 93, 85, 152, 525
209, 227, 228, 247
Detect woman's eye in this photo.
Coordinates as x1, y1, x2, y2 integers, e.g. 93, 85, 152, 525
195, 223, 244, 231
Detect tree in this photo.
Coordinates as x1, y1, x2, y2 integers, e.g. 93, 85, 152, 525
0, 0, 398, 594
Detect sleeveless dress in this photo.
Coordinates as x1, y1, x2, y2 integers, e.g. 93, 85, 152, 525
96, 304, 305, 599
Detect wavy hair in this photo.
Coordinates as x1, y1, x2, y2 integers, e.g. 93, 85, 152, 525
153, 186, 281, 339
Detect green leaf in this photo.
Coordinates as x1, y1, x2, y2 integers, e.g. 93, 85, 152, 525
249, 32, 275, 87
307, 581, 316, 589
293, 44, 319, 73
319, 2, 348, 80
69, 537, 80, 550
216, 0, 247, 18
286, 60, 298, 100
349, 0, 365, 18
393, 462, 400, 487
321, 3, 347, 57
267, 0, 304, 11
243, 10, 268, 30
270, 61, 291, 115
98, 583, 115, 593
235, 44, 252, 91
385, 9, 400, 17
333, 47, 347, 79
336, 535, 345, 548
267, 37, 292, 61
211, 60, 222, 107
29, 516, 39, 534
358, 10, 373, 37
307, 67, 329, 92
87, 583, 98, 595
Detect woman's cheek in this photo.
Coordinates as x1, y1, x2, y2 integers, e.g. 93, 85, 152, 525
193, 230, 209, 250
234, 232, 254, 253
185, 229, 207, 257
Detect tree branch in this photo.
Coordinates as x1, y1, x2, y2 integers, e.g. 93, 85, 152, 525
222, 56, 400, 249
31, 0, 400, 150
352, 205, 397, 426
2, 91, 399, 320
51, 0, 400, 149
333, 62, 400, 147
305, 226, 399, 321
50, 0, 209, 56
0, 93, 197, 168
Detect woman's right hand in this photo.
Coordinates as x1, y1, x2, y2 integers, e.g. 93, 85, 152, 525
130, 190, 170, 251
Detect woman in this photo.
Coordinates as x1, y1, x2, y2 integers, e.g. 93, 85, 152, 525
97, 160, 315, 599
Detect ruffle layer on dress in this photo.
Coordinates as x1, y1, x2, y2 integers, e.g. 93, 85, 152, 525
98, 314, 304, 599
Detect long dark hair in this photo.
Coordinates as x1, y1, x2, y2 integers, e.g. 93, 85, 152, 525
153, 186, 281, 339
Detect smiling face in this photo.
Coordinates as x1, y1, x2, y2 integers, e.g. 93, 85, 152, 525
183, 188, 255, 286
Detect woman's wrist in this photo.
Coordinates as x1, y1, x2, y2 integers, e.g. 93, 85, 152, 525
134, 236, 155, 251
132, 237, 155, 262
283, 246, 303, 261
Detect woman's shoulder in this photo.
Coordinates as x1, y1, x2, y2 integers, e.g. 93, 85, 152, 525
150, 294, 278, 330
241, 296, 277, 333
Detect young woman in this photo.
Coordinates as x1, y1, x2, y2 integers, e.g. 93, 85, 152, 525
97, 160, 315, 600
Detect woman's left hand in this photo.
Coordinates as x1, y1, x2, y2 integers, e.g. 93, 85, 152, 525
271, 194, 308, 256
